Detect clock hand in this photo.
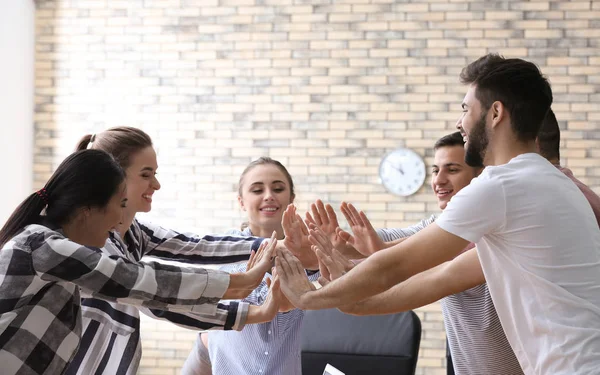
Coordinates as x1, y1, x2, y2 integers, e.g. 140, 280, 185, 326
387, 162, 404, 175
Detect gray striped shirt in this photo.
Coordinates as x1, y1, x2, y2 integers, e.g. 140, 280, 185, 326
378, 215, 523, 375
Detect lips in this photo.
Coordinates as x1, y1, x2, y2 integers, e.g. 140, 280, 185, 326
435, 189, 453, 197
142, 194, 153, 203
260, 206, 279, 215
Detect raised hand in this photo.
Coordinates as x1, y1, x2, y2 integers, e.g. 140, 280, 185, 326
276, 248, 316, 309
246, 273, 281, 324
339, 202, 387, 256
308, 224, 355, 286
282, 204, 318, 270
225, 231, 277, 299
305, 200, 347, 250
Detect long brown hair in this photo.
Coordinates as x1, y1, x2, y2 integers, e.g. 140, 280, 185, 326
75, 126, 153, 169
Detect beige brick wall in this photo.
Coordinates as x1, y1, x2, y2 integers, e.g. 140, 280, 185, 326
33, 1, 600, 374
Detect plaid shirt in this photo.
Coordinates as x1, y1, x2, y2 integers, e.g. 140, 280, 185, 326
65, 219, 263, 375
0, 223, 259, 375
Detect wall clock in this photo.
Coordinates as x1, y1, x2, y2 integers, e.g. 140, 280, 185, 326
379, 148, 426, 196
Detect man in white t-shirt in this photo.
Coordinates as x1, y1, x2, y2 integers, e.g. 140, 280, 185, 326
276, 53, 600, 374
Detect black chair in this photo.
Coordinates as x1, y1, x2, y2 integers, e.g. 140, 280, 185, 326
301, 309, 421, 375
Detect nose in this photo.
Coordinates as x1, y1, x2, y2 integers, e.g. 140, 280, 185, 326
263, 188, 275, 201
456, 114, 464, 131
434, 169, 449, 186
153, 175, 161, 191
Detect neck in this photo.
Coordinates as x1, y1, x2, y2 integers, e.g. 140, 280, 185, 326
116, 208, 136, 235
486, 138, 538, 166
547, 158, 560, 167
248, 222, 285, 240
62, 219, 94, 247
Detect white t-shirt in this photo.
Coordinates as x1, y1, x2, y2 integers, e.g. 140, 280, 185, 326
436, 153, 600, 375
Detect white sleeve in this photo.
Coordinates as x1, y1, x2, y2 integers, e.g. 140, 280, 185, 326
436, 174, 506, 243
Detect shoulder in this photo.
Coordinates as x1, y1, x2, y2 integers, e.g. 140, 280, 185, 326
223, 227, 253, 237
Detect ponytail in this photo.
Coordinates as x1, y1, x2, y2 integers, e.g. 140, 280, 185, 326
0, 193, 47, 248
0, 149, 125, 249
74, 134, 93, 152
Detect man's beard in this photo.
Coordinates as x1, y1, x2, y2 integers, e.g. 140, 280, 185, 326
464, 111, 488, 168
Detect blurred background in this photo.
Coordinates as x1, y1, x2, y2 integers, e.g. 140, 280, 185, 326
2, 0, 599, 374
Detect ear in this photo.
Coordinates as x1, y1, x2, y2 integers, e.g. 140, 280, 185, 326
490, 101, 505, 129
237, 195, 246, 211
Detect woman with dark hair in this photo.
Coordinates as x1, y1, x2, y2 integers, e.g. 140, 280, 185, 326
67, 128, 305, 375
0, 150, 279, 375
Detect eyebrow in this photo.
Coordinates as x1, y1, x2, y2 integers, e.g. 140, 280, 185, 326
140, 167, 155, 172
249, 180, 286, 186
432, 163, 463, 168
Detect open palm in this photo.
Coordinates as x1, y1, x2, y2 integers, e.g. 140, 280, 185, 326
338, 202, 387, 257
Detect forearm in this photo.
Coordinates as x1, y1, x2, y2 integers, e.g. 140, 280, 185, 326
339, 264, 447, 315
299, 224, 468, 309
140, 301, 249, 331
138, 219, 261, 263
341, 248, 485, 315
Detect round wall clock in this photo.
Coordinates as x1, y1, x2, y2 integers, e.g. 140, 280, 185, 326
379, 148, 426, 196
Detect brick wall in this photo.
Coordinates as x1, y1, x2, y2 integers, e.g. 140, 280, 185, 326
33, 1, 600, 374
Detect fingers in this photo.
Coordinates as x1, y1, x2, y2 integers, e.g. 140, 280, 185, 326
295, 213, 309, 236
275, 248, 297, 280
305, 211, 316, 226
336, 227, 354, 245
310, 202, 323, 226
340, 202, 354, 227
308, 226, 334, 255
332, 249, 355, 272
315, 199, 329, 226
325, 203, 339, 226
347, 203, 364, 228
318, 276, 330, 287
247, 249, 257, 270
316, 247, 331, 281
316, 248, 342, 280
282, 205, 293, 235
359, 210, 377, 233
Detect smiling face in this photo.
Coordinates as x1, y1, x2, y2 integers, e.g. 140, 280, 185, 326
457, 85, 490, 168
124, 146, 161, 214
85, 182, 128, 247
239, 164, 294, 234
431, 145, 478, 210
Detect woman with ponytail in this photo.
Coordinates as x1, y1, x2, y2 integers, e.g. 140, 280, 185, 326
66, 127, 306, 375
0, 150, 280, 375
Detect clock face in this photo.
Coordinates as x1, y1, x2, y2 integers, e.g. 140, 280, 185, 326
379, 148, 426, 196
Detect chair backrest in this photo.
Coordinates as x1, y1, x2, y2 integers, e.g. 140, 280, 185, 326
301, 309, 422, 375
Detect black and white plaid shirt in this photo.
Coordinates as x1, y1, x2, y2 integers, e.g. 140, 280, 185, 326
0, 223, 261, 375
65, 219, 263, 375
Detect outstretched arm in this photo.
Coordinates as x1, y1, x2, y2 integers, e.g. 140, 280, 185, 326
277, 223, 469, 310
338, 248, 484, 315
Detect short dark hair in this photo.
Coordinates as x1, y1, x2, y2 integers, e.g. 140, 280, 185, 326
460, 53, 553, 142
434, 131, 464, 151
0, 150, 125, 248
537, 108, 560, 161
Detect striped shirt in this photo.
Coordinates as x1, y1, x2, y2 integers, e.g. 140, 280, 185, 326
0, 223, 244, 375
378, 215, 524, 375
65, 219, 263, 375
192, 227, 318, 375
